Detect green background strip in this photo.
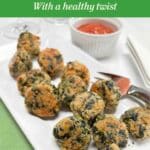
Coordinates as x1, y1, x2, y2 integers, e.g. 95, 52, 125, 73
0, 100, 32, 150
0, 0, 149, 17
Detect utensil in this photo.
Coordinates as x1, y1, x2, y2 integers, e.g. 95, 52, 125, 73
127, 36, 150, 88
96, 72, 150, 105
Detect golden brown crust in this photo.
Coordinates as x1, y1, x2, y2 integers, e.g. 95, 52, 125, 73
91, 79, 121, 113
121, 107, 150, 139
58, 75, 87, 108
93, 115, 128, 149
70, 91, 105, 125
9, 50, 32, 79
38, 48, 64, 79
107, 143, 120, 150
17, 32, 40, 57
62, 61, 90, 86
25, 83, 60, 119
17, 69, 51, 96
53, 116, 91, 150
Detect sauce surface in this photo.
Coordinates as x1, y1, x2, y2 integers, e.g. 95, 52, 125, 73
77, 23, 114, 35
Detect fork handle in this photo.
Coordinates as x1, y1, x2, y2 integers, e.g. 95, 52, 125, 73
127, 85, 150, 105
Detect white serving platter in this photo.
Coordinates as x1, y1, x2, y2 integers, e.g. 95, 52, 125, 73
0, 40, 149, 150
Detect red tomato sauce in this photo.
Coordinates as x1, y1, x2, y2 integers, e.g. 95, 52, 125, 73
77, 23, 114, 35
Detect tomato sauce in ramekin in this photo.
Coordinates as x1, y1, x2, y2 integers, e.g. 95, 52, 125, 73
77, 23, 114, 35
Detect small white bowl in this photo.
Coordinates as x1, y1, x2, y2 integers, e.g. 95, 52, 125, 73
69, 18, 123, 59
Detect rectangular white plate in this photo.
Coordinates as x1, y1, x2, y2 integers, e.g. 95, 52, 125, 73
0, 40, 149, 150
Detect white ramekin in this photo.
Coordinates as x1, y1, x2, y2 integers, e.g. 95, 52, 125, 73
69, 18, 123, 59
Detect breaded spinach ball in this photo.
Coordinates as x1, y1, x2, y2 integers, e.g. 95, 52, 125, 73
17, 31, 40, 58
58, 75, 87, 108
70, 91, 105, 126
25, 83, 59, 119
9, 50, 32, 79
17, 69, 51, 96
53, 116, 91, 150
121, 107, 150, 139
92, 115, 128, 150
91, 79, 121, 113
62, 61, 90, 86
38, 48, 64, 79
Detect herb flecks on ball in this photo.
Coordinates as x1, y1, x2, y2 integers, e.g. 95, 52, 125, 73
62, 61, 90, 86
58, 75, 87, 108
121, 107, 150, 139
17, 31, 40, 58
9, 50, 32, 79
70, 91, 105, 126
91, 79, 121, 113
92, 115, 128, 149
25, 83, 60, 119
38, 48, 64, 79
53, 116, 91, 150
